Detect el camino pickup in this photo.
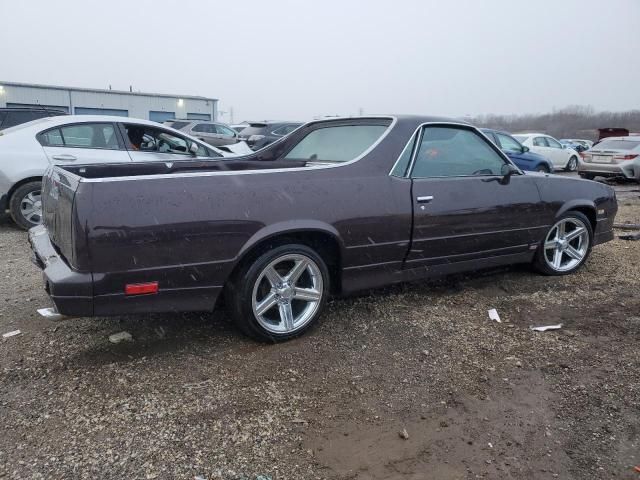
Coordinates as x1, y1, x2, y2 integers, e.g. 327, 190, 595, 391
29, 116, 617, 341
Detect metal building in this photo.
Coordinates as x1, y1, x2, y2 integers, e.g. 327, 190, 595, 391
0, 81, 217, 122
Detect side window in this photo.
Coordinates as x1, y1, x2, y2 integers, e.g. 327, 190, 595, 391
496, 133, 522, 152
283, 124, 388, 163
216, 125, 236, 136
59, 123, 119, 149
4, 111, 40, 128
533, 137, 548, 147
390, 132, 417, 177
0, 111, 6, 128
124, 124, 220, 157
192, 123, 214, 133
546, 137, 562, 148
410, 127, 506, 178
39, 128, 64, 146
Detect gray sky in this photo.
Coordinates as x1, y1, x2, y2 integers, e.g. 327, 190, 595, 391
2, 0, 639, 122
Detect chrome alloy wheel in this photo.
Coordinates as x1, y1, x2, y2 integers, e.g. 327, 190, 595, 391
20, 190, 42, 225
251, 253, 324, 334
543, 217, 589, 272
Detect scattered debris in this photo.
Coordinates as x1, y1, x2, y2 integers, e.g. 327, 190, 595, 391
421, 349, 429, 356
2, 329, 21, 338
108, 331, 133, 344
37, 307, 67, 321
530, 324, 563, 332
613, 223, 640, 230
634, 465, 640, 473
399, 428, 409, 440
291, 418, 308, 425
619, 232, 640, 241
488, 308, 501, 323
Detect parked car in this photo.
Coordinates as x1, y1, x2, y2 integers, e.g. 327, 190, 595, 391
230, 123, 249, 133
481, 128, 554, 172
513, 133, 580, 171
0, 107, 66, 130
560, 138, 593, 150
163, 119, 239, 147
0, 115, 236, 229
578, 136, 640, 181
559, 139, 589, 153
237, 121, 303, 150
30, 115, 617, 342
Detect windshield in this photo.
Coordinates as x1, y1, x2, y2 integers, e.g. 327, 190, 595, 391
0, 117, 54, 135
594, 139, 640, 151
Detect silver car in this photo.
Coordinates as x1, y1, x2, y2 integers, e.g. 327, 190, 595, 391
0, 115, 235, 229
165, 120, 239, 147
578, 136, 640, 181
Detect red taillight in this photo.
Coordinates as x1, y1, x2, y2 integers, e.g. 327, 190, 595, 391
613, 154, 639, 161
125, 282, 159, 295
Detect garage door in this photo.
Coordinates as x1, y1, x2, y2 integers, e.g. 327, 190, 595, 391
149, 111, 175, 123
187, 112, 211, 121
74, 107, 128, 116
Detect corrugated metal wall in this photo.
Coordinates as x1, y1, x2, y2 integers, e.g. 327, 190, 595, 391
0, 83, 217, 121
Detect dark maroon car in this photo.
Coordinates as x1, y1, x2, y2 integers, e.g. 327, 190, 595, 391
29, 116, 617, 341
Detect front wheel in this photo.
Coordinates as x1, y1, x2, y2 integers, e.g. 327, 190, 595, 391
535, 164, 550, 173
565, 156, 578, 172
226, 244, 330, 342
533, 212, 593, 275
9, 181, 43, 230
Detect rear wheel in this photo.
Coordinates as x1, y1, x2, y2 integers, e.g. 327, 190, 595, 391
9, 181, 43, 230
226, 244, 330, 342
533, 211, 593, 275
565, 156, 578, 172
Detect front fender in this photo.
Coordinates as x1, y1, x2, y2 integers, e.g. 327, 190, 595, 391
554, 199, 596, 219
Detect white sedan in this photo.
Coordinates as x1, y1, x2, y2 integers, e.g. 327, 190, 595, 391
0, 115, 244, 229
513, 133, 580, 172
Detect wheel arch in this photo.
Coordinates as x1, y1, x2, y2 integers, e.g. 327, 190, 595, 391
556, 201, 597, 231
230, 221, 345, 294
6, 175, 43, 203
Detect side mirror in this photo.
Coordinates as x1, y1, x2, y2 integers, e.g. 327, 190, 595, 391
522, 146, 530, 153
499, 164, 519, 185
189, 142, 199, 155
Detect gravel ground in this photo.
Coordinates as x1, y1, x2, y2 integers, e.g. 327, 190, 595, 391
0, 182, 639, 480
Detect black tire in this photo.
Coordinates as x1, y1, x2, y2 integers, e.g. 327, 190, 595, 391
579, 172, 596, 180
565, 156, 578, 172
535, 165, 550, 173
9, 181, 43, 230
226, 244, 330, 342
533, 211, 593, 276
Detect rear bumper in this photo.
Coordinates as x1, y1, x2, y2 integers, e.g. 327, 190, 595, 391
28, 225, 94, 316
578, 161, 640, 180
28, 225, 223, 317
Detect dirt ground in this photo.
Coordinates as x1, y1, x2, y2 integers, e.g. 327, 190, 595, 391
0, 182, 639, 480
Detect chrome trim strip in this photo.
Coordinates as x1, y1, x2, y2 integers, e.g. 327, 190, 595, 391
78, 117, 398, 183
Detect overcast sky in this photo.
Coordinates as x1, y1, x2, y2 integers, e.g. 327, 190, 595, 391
2, 0, 639, 122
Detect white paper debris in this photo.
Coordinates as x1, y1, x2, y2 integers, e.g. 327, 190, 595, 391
488, 308, 501, 323
530, 324, 563, 332
37, 307, 66, 320
109, 331, 133, 344
3, 330, 21, 338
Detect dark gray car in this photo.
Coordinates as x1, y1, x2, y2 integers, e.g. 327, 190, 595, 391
164, 120, 239, 147
237, 121, 302, 150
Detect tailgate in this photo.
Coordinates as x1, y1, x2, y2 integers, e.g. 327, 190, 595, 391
41, 166, 82, 266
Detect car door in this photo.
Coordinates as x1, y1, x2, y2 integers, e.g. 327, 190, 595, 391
190, 123, 220, 146
214, 124, 238, 146
121, 123, 218, 161
545, 136, 568, 167
529, 136, 558, 167
406, 125, 544, 267
39, 122, 130, 165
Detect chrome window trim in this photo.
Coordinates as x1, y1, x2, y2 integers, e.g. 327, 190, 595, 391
388, 122, 521, 179
78, 117, 398, 183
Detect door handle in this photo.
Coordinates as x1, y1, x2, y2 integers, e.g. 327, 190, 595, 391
51, 154, 77, 161
416, 195, 434, 203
